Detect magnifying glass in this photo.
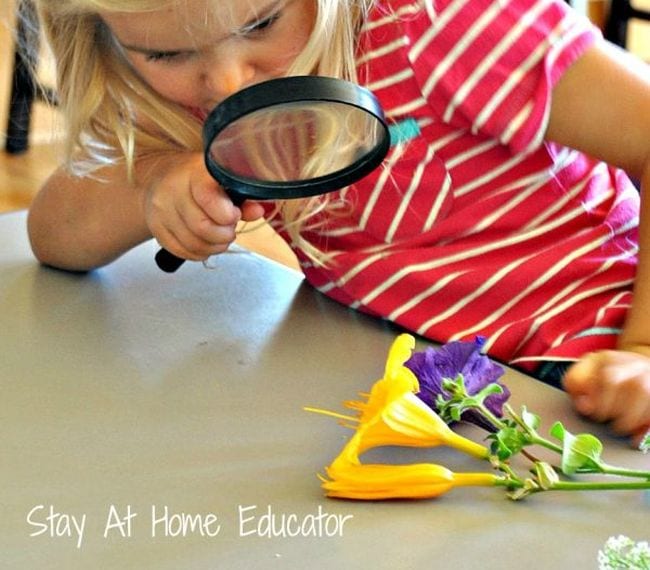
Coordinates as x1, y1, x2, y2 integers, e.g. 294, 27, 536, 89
155, 75, 390, 273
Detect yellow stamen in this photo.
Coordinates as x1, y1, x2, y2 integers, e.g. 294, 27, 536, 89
303, 407, 359, 424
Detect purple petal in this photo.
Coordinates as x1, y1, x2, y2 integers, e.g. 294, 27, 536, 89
405, 338, 510, 429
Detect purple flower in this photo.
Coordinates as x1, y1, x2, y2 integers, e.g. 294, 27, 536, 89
405, 337, 510, 431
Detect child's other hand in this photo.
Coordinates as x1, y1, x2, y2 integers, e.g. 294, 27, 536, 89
563, 350, 650, 448
143, 153, 265, 261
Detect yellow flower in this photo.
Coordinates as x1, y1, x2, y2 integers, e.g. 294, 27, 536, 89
308, 334, 489, 459
307, 334, 499, 500
322, 429, 499, 500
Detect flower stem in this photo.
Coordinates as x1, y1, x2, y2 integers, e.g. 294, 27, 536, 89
493, 460, 524, 483
550, 480, 650, 491
597, 462, 650, 480
493, 476, 524, 489
445, 431, 491, 460
475, 402, 507, 431
453, 472, 507, 488
503, 403, 563, 454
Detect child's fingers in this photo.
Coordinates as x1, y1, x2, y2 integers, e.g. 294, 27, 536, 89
572, 394, 595, 416
563, 359, 597, 416
240, 200, 265, 222
156, 221, 231, 261
190, 177, 240, 226
563, 354, 596, 392
563, 350, 650, 437
608, 382, 650, 434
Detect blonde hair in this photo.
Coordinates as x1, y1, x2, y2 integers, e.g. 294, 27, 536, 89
33, 0, 378, 261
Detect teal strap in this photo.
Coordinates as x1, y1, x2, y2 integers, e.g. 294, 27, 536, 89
572, 327, 622, 339
388, 118, 421, 146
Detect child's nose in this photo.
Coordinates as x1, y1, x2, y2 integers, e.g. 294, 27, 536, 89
203, 55, 255, 100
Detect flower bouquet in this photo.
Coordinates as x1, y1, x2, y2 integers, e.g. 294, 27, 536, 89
306, 334, 650, 501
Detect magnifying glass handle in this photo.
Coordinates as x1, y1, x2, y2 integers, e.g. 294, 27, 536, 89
155, 248, 185, 273
154, 193, 245, 272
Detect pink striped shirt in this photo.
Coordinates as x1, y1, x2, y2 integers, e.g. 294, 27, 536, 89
270, 0, 640, 371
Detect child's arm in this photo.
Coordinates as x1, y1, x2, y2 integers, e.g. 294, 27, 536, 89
563, 216, 650, 444
563, 133, 650, 448
27, 152, 264, 271
545, 40, 650, 443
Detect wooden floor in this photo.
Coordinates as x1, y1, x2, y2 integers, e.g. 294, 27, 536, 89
0, 140, 59, 211
1, 0, 649, 269
0, 0, 62, 207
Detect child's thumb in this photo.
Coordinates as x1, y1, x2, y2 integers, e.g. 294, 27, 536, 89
562, 356, 597, 415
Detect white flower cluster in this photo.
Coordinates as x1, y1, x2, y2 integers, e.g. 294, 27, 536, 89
598, 535, 650, 569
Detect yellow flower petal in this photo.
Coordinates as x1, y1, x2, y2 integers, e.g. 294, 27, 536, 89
324, 463, 455, 499
323, 458, 499, 500
356, 393, 488, 459
385, 334, 417, 383
352, 334, 420, 424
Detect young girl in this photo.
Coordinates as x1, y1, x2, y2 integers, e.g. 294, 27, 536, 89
27, 0, 650, 445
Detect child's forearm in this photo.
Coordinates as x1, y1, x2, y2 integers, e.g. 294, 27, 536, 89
27, 158, 158, 272
618, 162, 650, 357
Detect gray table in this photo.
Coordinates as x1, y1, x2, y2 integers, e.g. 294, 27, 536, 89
1, 210, 648, 569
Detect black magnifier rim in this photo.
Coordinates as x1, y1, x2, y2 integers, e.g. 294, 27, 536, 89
202, 76, 390, 201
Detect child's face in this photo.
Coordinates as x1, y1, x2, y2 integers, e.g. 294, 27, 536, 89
101, 0, 317, 113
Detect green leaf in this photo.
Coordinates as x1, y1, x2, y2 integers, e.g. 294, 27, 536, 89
560, 431, 604, 475
520, 407, 540, 431
441, 375, 466, 398
534, 461, 560, 490
549, 421, 566, 442
489, 426, 527, 460
474, 383, 504, 400
548, 421, 604, 474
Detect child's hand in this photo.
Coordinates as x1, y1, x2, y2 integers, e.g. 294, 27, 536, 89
563, 350, 650, 448
143, 153, 265, 261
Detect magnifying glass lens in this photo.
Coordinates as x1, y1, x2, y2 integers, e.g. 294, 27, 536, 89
155, 76, 389, 272
208, 101, 385, 184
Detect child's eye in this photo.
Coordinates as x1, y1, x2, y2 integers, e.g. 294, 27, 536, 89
238, 11, 282, 37
145, 51, 188, 63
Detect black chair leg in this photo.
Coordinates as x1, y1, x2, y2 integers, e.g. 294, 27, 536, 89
604, 0, 630, 47
5, 1, 40, 154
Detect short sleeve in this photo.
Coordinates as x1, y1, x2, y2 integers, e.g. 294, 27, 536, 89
402, 0, 600, 154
